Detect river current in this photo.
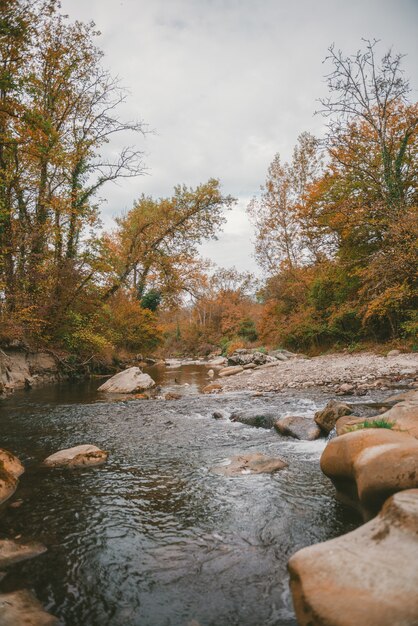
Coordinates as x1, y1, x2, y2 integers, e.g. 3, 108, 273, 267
0, 366, 361, 626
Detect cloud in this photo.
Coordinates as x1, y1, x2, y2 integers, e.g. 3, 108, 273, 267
63, 0, 418, 273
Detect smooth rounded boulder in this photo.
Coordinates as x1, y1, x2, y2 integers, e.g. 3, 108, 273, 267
42, 445, 108, 469
288, 489, 418, 626
320, 429, 418, 519
98, 367, 155, 393
0, 449, 24, 506
274, 415, 322, 440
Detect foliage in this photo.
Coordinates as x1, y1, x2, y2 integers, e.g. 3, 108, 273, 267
348, 419, 395, 431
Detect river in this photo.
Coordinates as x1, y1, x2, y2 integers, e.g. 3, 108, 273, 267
0, 365, 361, 626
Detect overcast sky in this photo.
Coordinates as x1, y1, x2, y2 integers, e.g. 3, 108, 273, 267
64, 0, 418, 274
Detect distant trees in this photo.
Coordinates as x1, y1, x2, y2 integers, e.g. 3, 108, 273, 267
0, 2, 235, 358
252, 41, 418, 349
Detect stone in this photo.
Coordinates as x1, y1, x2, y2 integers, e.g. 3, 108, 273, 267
212, 453, 288, 476
97, 367, 155, 393
164, 392, 182, 400
385, 389, 418, 404
202, 383, 222, 394
288, 489, 418, 626
337, 382, 355, 394
207, 369, 215, 378
0, 449, 24, 479
387, 349, 401, 356
0, 539, 47, 568
207, 356, 227, 366
230, 408, 279, 428
274, 416, 322, 441
42, 444, 108, 469
320, 429, 418, 520
314, 400, 352, 433
218, 365, 244, 377
0, 589, 59, 625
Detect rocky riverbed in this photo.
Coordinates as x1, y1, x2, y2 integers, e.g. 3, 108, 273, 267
218, 351, 418, 394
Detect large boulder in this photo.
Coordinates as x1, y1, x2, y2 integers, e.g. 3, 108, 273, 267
212, 453, 288, 476
98, 367, 155, 393
0, 539, 47, 568
230, 408, 279, 428
274, 416, 322, 441
42, 444, 108, 469
320, 429, 418, 520
207, 356, 227, 367
0, 590, 59, 625
314, 400, 352, 433
0, 449, 24, 506
288, 489, 418, 626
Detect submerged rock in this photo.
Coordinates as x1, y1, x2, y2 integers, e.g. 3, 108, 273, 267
274, 416, 322, 441
230, 408, 279, 428
314, 400, 352, 433
42, 444, 108, 469
0, 589, 59, 625
212, 453, 287, 476
320, 428, 418, 520
0, 539, 47, 568
288, 489, 418, 626
98, 367, 155, 394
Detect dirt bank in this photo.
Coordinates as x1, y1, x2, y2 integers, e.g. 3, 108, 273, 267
219, 351, 418, 394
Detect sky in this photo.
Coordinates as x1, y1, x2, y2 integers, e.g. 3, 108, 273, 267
64, 0, 418, 274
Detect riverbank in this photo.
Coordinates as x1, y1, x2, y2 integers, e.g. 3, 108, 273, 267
218, 351, 418, 394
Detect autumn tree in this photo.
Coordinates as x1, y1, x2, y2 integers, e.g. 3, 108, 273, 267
248, 132, 322, 273
102, 179, 235, 304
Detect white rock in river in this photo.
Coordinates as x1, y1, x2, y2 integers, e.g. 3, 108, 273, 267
42, 445, 108, 468
97, 367, 155, 393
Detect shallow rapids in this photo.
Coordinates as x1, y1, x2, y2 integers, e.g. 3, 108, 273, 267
0, 375, 361, 626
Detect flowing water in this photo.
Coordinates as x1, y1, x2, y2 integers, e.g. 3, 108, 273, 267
0, 365, 361, 626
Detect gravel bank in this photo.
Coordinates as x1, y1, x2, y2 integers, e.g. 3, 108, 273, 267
219, 352, 418, 394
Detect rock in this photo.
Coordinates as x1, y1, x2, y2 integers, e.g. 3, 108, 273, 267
207, 369, 215, 378
0, 449, 24, 506
288, 489, 418, 626
42, 444, 108, 469
0, 539, 47, 568
230, 408, 279, 428
164, 392, 182, 400
218, 365, 244, 377
385, 389, 418, 404
207, 356, 227, 366
387, 349, 401, 356
212, 453, 288, 476
243, 362, 257, 369
98, 367, 155, 393
202, 383, 222, 394
0, 450, 24, 479
274, 416, 322, 441
314, 400, 352, 433
336, 382, 355, 395
345, 401, 393, 417
320, 429, 418, 520
376, 400, 418, 439
0, 589, 59, 625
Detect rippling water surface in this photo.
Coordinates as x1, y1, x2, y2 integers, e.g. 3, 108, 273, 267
0, 369, 361, 626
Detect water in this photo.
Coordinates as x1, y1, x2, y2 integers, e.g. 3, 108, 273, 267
0, 366, 361, 626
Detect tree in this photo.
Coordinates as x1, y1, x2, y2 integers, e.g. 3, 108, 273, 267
102, 179, 236, 303
248, 132, 322, 274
